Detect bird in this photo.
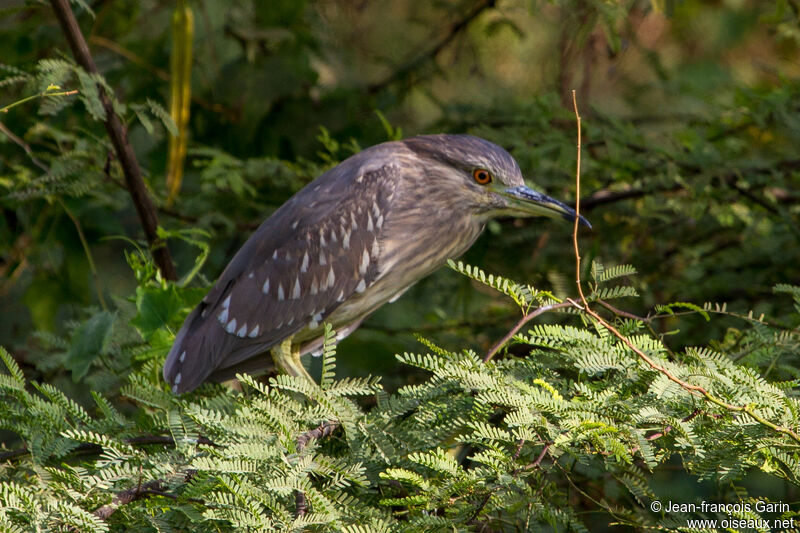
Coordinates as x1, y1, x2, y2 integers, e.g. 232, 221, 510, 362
164, 134, 589, 393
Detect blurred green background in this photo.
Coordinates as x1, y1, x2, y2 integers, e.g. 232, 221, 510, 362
2, 0, 800, 528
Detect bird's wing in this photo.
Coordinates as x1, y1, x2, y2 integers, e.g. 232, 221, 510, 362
163, 158, 399, 393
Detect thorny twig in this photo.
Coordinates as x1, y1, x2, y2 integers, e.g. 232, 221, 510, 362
567, 90, 800, 445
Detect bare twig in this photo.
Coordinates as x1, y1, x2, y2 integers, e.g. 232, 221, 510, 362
530, 442, 551, 468
568, 90, 800, 445
0, 121, 49, 172
483, 302, 572, 362
49, 0, 177, 280
367, 0, 496, 94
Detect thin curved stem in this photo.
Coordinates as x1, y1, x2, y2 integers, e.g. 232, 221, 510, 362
568, 90, 800, 445
483, 302, 571, 363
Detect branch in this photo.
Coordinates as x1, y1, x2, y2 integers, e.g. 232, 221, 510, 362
580, 184, 683, 209
483, 302, 572, 363
93, 480, 164, 520
91, 469, 204, 521
49, 0, 177, 280
569, 90, 800, 446
367, 0, 496, 94
294, 421, 339, 518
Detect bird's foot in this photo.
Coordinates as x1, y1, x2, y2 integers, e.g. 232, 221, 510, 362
273, 337, 316, 385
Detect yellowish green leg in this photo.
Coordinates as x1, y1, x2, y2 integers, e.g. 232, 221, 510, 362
272, 336, 315, 385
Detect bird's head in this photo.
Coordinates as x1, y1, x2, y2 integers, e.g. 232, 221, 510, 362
403, 134, 591, 228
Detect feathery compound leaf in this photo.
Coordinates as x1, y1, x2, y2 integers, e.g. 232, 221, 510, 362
598, 263, 637, 283
0, 347, 25, 389
447, 259, 538, 310
591, 285, 639, 300
146, 98, 178, 136
320, 324, 337, 391
656, 301, 710, 321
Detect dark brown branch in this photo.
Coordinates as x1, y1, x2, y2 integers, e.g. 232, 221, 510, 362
580, 184, 683, 209
92, 470, 204, 521
294, 421, 339, 518
367, 0, 496, 94
94, 480, 164, 520
49, 0, 176, 280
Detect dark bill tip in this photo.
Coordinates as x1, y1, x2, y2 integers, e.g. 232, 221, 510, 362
504, 186, 592, 229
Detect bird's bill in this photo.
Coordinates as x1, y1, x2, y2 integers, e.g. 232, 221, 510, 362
502, 185, 591, 228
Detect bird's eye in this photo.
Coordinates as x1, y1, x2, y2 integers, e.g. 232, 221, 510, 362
473, 168, 492, 185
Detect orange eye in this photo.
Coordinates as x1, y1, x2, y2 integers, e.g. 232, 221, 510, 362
473, 168, 492, 185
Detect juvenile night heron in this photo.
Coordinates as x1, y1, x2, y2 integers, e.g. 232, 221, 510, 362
164, 134, 589, 393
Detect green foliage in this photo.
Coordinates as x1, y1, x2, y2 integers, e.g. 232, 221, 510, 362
65, 310, 114, 381
2, 0, 800, 530
2, 263, 799, 530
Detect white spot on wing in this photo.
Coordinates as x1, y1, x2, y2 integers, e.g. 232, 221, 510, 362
222, 295, 231, 309
311, 277, 319, 295
248, 272, 254, 279
248, 325, 260, 338
342, 230, 351, 250
301, 252, 309, 273
236, 323, 248, 337
366, 213, 374, 232
326, 267, 335, 289
292, 220, 299, 230
319, 251, 327, 265
226, 318, 238, 334
174, 372, 182, 385
355, 279, 366, 293
376, 214, 384, 229
277, 283, 285, 301
319, 228, 327, 247
359, 249, 370, 275
292, 277, 301, 299
337, 290, 345, 302
179, 351, 186, 363
262, 279, 270, 294
350, 212, 358, 230
372, 201, 380, 218
312, 312, 323, 322
218, 308, 229, 323
272, 250, 278, 260
371, 239, 380, 257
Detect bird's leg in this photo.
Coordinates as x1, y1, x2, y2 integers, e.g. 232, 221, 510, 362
272, 336, 315, 385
